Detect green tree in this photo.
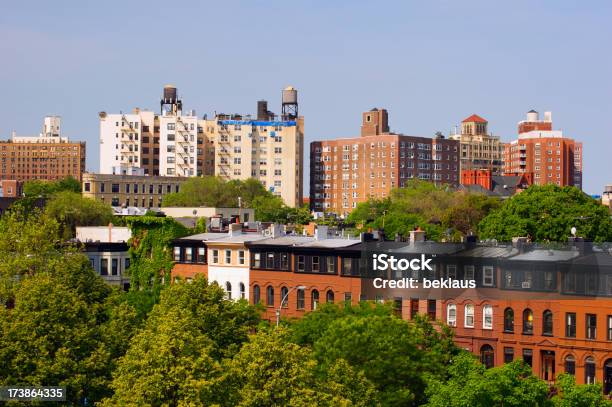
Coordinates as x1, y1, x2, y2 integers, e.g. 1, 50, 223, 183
103, 278, 261, 406
551, 373, 612, 407
478, 184, 612, 242
44, 191, 114, 239
216, 329, 377, 407
162, 176, 272, 208
347, 180, 499, 241
426, 353, 551, 407
23, 176, 81, 198
0, 270, 113, 404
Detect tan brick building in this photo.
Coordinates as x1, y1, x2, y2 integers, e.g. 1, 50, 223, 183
310, 109, 459, 215
82, 172, 188, 208
1, 116, 86, 181
449, 114, 504, 175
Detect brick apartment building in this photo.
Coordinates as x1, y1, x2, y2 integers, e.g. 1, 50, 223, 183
99, 85, 304, 207
504, 110, 582, 189
449, 114, 504, 175
171, 227, 612, 391
310, 109, 459, 215
1, 116, 86, 182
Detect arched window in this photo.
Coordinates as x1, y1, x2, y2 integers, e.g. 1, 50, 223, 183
504, 308, 514, 332
296, 288, 305, 310
480, 344, 495, 368
483, 304, 493, 329
522, 309, 533, 334
253, 285, 260, 304
239, 282, 246, 299
225, 282, 232, 300
326, 290, 334, 303
311, 290, 319, 310
280, 286, 288, 308
464, 304, 474, 328
604, 359, 612, 394
447, 304, 457, 327
585, 356, 596, 384
543, 310, 553, 336
266, 286, 274, 307
564, 355, 575, 375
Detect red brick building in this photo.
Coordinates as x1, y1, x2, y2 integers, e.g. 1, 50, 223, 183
310, 108, 459, 216
503, 110, 582, 189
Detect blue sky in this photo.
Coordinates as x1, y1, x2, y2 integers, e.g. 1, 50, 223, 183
1, 1, 610, 194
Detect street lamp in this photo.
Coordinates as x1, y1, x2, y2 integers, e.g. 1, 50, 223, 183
276, 285, 306, 327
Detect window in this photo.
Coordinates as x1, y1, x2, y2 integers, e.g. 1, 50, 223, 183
225, 250, 232, 264
608, 315, 612, 341
585, 357, 596, 384
280, 286, 289, 308
483, 305, 493, 329
197, 247, 205, 263
543, 310, 553, 336
253, 253, 261, 268
586, 314, 597, 340
344, 292, 352, 304
447, 265, 457, 279
326, 290, 334, 303
100, 258, 108, 276
297, 288, 305, 310
523, 309, 534, 334
483, 266, 494, 286
480, 344, 494, 369
523, 349, 533, 367
326, 257, 335, 273
504, 308, 514, 332
239, 283, 246, 299
312, 256, 320, 272
185, 247, 192, 263
111, 259, 118, 275
238, 250, 245, 265
225, 282, 232, 299
464, 265, 475, 281
504, 347, 514, 364
212, 249, 219, 264
447, 304, 457, 327
253, 285, 261, 304
297, 255, 305, 272
173, 246, 181, 262
465, 304, 475, 328
427, 299, 436, 320
266, 286, 275, 307
566, 313, 576, 337
280, 253, 289, 270
311, 290, 319, 310
565, 355, 575, 375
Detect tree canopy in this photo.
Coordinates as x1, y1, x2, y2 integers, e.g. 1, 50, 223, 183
23, 177, 81, 198
162, 176, 312, 224
44, 191, 114, 239
347, 180, 500, 241
478, 184, 612, 242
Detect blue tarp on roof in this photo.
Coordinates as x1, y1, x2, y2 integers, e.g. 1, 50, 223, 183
218, 120, 296, 127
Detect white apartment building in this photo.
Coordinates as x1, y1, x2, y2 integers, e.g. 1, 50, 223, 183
98, 85, 303, 207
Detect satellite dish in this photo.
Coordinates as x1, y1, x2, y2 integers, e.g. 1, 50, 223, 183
571, 227, 577, 237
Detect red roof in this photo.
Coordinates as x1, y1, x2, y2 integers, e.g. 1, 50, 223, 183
462, 114, 487, 123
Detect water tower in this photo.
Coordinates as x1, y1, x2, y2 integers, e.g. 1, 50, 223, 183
161, 84, 182, 115
281, 86, 298, 119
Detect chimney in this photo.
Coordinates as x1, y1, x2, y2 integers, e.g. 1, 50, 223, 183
269, 223, 284, 238
409, 227, 426, 244
543, 111, 552, 122
108, 223, 114, 242
512, 236, 529, 253
229, 223, 242, 237
314, 225, 328, 240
